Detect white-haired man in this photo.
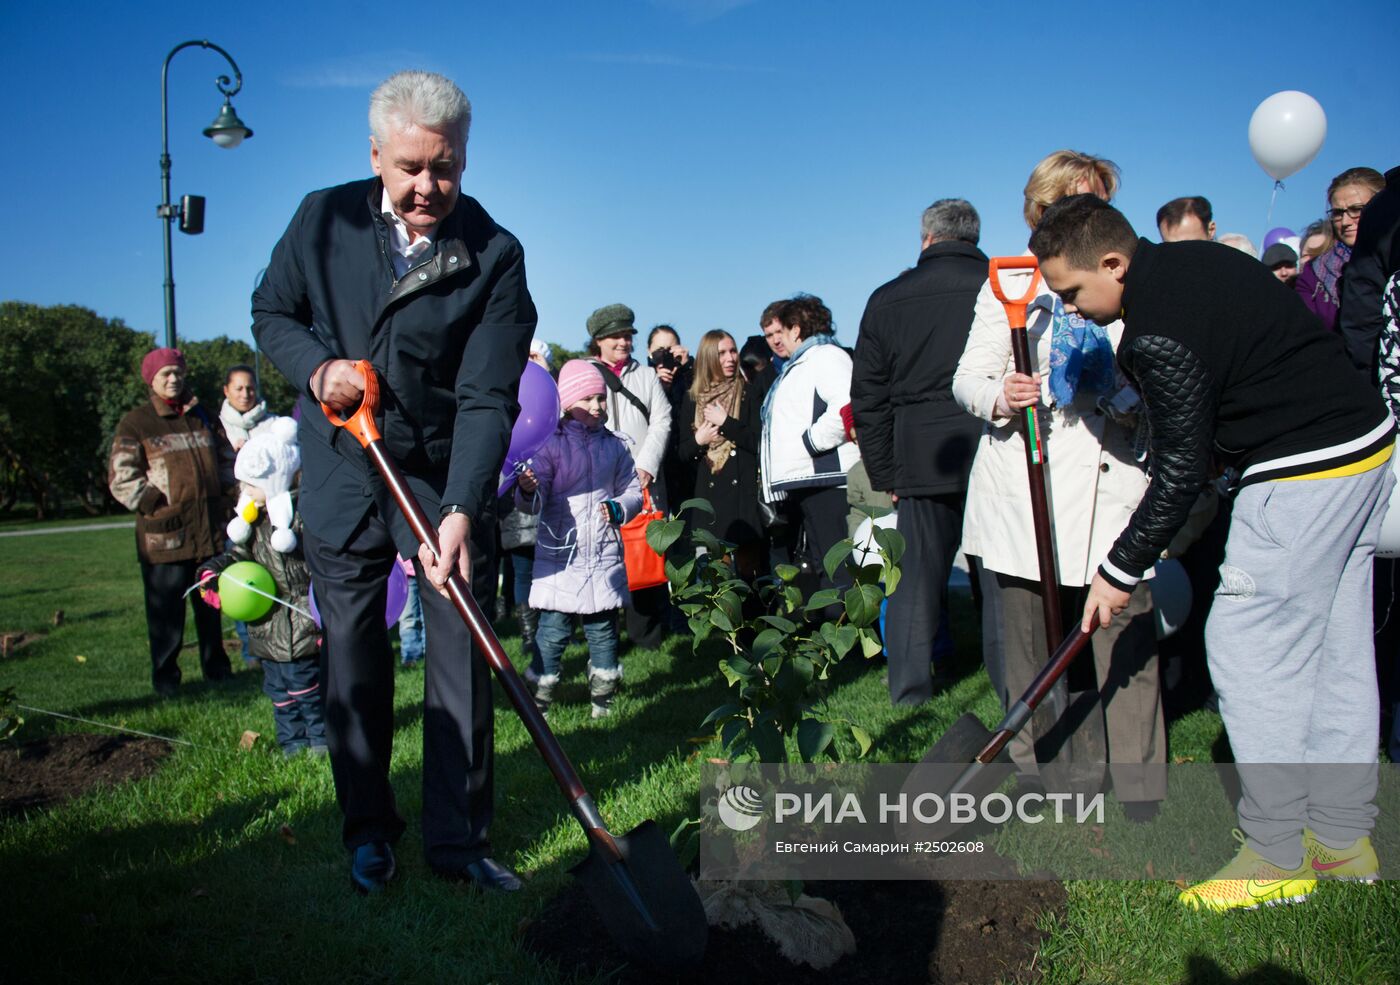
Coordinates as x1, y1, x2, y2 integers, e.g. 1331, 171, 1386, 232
254, 70, 536, 895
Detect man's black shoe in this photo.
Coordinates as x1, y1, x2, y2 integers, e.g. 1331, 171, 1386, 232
350, 841, 396, 895
432, 856, 523, 892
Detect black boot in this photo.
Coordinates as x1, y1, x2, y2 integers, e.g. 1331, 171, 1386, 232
519, 605, 539, 657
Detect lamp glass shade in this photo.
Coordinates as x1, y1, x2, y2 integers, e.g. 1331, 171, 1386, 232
204, 101, 252, 149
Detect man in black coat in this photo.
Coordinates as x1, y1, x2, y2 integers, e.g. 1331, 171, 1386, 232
851, 198, 987, 705
252, 70, 536, 895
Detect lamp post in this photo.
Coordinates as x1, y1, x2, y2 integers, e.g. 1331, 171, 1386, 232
159, 39, 252, 349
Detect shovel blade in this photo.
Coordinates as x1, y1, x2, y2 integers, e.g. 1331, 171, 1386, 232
900, 714, 1015, 841
920, 713, 996, 766
570, 819, 707, 969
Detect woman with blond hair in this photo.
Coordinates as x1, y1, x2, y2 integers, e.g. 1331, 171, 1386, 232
1296, 166, 1386, 331
953, 149, 1166, 817
679, 329, 764, 577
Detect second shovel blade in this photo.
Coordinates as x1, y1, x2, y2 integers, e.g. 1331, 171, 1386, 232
570, 819, 707, 970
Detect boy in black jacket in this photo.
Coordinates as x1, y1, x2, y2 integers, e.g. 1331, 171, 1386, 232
1032, 195, 1394, 912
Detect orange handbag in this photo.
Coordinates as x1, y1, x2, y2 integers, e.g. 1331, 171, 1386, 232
620, 487, 667, 591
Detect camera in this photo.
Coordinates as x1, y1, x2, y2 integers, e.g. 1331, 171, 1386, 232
650, 348, 678, 371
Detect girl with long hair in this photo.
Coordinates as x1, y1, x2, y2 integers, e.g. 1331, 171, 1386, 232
679, 329, 764, 577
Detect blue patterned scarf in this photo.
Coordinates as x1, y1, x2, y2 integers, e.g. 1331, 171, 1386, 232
1047, 296, 1116, 407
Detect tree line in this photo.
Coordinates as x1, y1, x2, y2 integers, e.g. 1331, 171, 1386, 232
0, 302, 299, 519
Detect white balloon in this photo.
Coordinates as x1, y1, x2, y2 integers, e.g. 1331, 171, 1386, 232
852, 511, 898, 568
1375, 453, 1400, 559
1248, 90, 1327, 182
1149, 558, 1193, 641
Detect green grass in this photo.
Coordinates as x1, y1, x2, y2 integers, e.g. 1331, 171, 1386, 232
2, 527, 1399, 984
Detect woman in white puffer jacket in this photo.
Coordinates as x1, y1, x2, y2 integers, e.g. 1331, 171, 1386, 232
759, 295, 860, 593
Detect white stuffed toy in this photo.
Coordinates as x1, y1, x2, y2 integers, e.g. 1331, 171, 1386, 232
227, 416, 302, 553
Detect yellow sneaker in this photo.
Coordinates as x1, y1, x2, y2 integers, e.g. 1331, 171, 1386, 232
1178, 830, 1316, 912
1304, 829, 1379, 883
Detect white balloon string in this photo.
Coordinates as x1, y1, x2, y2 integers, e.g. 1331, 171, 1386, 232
1266, 180, 1283, 226
181, 575, 313, 621
238, 581, 316, 621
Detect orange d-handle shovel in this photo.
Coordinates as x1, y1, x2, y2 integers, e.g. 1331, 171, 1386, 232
322, 361, 705, 969
987, 257, 1063, 656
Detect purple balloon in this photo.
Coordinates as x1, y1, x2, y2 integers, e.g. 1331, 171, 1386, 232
505, 361, 561, 466
1262, 226, 1295, 252
308, 561, 409, 629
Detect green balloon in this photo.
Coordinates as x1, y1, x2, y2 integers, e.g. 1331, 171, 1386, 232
218, 561, 277, 622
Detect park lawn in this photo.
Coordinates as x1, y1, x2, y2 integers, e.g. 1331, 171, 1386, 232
1, 526, 1398, 984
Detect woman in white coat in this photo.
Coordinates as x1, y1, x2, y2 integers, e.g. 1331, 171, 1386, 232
953, 150, 1165, 817
586, 303, 673, 649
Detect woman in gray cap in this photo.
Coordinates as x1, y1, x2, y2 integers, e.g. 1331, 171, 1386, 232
586, 303, 673, 648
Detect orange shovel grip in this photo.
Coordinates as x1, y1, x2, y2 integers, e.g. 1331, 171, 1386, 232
987, 257, 1044, 330
320, 359, 382, 448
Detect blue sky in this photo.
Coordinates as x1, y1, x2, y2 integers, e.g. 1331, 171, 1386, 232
4, 0, 1396, 355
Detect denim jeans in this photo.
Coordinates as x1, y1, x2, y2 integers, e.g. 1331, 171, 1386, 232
510, 548, 535, 607
533, 609, 618, 679
397, 575, 425, 664
262, 656, 326, 753
234, 620, 253, 663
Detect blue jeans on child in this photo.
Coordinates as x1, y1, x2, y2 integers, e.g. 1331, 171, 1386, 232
262, 656, 327, 755
533, 609, 618, 679
510, 548, 534, 607
398, 575, 425, 665
234, 620, 255, 665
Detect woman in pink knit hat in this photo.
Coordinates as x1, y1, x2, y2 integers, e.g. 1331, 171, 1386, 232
516, 360, 643, 717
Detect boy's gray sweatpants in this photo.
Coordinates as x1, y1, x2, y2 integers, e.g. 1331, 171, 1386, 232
1205, 460, 1393, 864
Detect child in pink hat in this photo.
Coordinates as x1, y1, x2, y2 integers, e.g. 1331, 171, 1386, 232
516, 361, 643, 717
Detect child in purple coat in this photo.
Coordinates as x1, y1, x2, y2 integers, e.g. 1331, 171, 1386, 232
518, 360, 643, 717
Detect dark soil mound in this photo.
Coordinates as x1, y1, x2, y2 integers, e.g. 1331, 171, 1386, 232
522, 875, 1065, 984
0, 733, 171, 816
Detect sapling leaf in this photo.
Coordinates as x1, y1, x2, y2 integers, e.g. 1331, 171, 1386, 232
882, 562, 902, 597
750, 629, 784, 662
873, 525, 906, 565
843, 583, 884, 626
701, 703, 743, 727
804, 588, 841, 612
759, 615, 798, 633
796, 719, 836, 762
675, 497, 716, 517
823, 539, 854, 581
665, 557, 697, 588
859, 628, 884, 658
750, 717, 786, 763
645, 517, 685, 555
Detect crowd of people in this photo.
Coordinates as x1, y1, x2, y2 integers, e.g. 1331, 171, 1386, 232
103, 67, 1399, 912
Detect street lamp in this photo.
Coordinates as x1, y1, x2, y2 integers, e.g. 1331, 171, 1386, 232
159, 39, 252, 349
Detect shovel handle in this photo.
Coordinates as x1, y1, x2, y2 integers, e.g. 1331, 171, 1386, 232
976, 623, 1096, 763
1001, 278, 1062, 654
320, 361, 592, 807
319, 359, 383, 447
987, 256, 1043, 330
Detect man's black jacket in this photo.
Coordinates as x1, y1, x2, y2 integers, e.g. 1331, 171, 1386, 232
252, 178, 537, 551
1099, 238, 1391, 591
851, 239, 987, 497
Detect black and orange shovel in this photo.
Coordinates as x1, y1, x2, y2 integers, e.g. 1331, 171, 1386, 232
323, 361, 705, 969
987, 255, 1063, 653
